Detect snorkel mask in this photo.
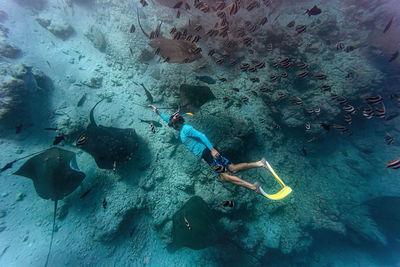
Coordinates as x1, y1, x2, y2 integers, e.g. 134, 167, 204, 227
168, 107, 193, 127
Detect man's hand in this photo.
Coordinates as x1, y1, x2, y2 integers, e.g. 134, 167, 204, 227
211, 147, 220, 158
148, 104, 159, 114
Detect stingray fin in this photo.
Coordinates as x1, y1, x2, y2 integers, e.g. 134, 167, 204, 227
69, 155, 80, 172
44, 200, 57, 267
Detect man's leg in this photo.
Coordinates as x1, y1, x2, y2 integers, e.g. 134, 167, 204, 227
219, 172, 257, 191
228, 160, 264, 174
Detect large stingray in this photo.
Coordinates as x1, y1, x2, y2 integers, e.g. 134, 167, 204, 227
76, 98, 138, 170
172, 196, 222, 250
137, 10, 202, 63
13, 147, 86, 267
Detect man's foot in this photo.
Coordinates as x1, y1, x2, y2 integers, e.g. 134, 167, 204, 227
253, 182, 262, 194
260, 158, 268, 168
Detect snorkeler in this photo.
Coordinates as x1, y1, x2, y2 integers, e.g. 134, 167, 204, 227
148, 104, 267, 196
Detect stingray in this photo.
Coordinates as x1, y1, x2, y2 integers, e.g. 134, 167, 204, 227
172, 196, 222, 250
172, 196, 262, 263
137, 10, 202, 64
76, 98, 139, 170
13, 147, 86, 267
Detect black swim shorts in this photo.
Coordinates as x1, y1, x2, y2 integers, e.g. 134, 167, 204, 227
201, 148, 231, 174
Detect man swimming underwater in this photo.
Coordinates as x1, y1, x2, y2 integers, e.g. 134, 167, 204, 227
148, 104, 267, 196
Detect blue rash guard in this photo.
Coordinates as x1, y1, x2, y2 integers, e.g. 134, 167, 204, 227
159, 112, 213, 157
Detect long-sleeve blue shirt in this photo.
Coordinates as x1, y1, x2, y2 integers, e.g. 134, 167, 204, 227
159, 112, 213, 157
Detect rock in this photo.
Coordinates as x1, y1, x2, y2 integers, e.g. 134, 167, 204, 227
0, 25, 9, 38
0, 63, 52, 127
14, 0, 46, 10
82, 76, 103, 88
36, 16, 74, 40
84, 26, 107, 52
0, 10, 8, 22
0, 41, 21, 59
0, 226, 5, 233
15, 193, 24, 201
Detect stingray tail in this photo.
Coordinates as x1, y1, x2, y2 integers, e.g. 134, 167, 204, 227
44, 200, 57, 267
89, 98, 108, 126
137, 8, 149, 38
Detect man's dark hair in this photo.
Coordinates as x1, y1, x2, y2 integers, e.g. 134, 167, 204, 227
168, 114, 184, 128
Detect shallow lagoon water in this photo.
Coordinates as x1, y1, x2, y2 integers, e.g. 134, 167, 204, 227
0, 0, 399, 266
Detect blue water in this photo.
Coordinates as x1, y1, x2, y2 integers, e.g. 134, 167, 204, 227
0, 0, 399, 266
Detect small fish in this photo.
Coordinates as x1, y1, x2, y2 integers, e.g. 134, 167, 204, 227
306, 5, 322, 16
314, 107, 321, 115
287, 20, 295, 28
184, 3, 190, 10
233, 88, 240, 92
305, 122, 311, 131
385, 132, 394, 145
345, 46, 354, 52
102, 197, 107, 209
150, 121, 155, 133
383, 16, 394, 33
219, 78, 227, 82
259, 17, 268, 26
79, 188, 91, 199
320, 123, 330, 131
336, 42, 345, 50
270, 75, 277, 82
113, 160, 117, 174
140, 83, 153, 103
281, 72, 288, 78
295, 24, 306, 34
77, 93, 87, 107
53, 135, 65, 146
362, 106, 374, 119
297, 71, 309, 78
374, 104, 386, 118
176, 10, 180, 18
173, 1, 183, 8
129, 47, 133, 55
44, 127, 58, 131
344, 114, 352, 125
332, 124, 350, 134
322, 85, 331, 92
343, 104, 356, 114
259, 118, 265, 123
76, 135, 87, 146
129, 24, 135, 33
314, 73, 327, 80
15, 124, 22, 134
386, 158, 400, 169
389, 50, 399, 62
221, 200, 234, 207
140, 119, 162, 127
274, 123, 281, 130
365, 95, 382, 105
195, 75, 216, 84
184, 216, 192, 230
140, 0, 148, 7
46, 61, 51, 68
250, 77, 260, 83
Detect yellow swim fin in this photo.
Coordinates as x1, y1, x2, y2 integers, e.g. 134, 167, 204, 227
259, 158, 292, 200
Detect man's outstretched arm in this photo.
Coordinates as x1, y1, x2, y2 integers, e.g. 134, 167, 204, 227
148, 105, 169, 123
